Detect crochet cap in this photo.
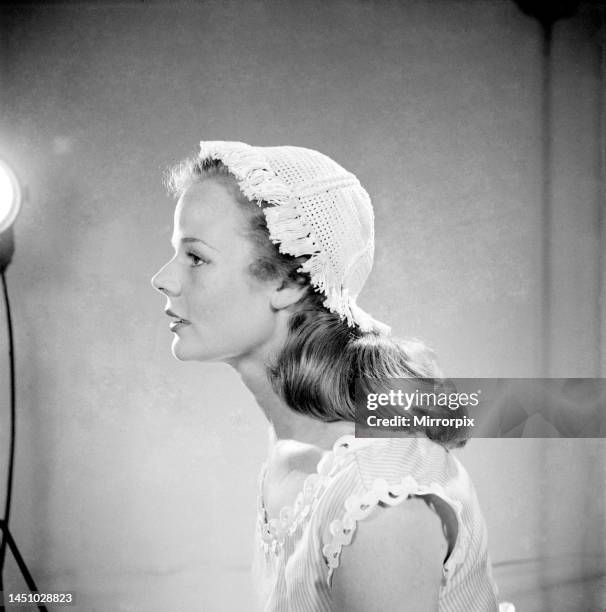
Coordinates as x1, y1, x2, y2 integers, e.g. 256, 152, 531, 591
198, 140, 390, 334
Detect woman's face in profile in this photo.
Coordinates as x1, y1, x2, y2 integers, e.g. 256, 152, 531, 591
151, 178, 278, 364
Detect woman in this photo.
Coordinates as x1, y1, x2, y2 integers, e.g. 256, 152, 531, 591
151, 141, 507, 611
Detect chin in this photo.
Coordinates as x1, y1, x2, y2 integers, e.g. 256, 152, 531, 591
170, 336, 221, 362
168, 324, 270, 364
171, 337, 199, 361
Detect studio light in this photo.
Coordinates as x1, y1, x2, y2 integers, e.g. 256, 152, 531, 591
0, 159, 21, 273
0, 159, 21, 233
0, 158, 40, 609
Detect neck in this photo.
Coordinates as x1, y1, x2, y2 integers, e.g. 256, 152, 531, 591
228, 319, 354, 450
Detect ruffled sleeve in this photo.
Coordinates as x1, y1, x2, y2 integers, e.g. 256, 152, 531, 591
321, 473, 467, 587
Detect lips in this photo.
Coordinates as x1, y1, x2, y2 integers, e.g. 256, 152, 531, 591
165, 308, 190, 325
169, 319, 190, 331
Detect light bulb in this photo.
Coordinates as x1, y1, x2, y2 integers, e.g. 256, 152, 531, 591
0, 160, 21, 234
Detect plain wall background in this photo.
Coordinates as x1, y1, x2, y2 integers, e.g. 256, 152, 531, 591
0, 1, 604, 610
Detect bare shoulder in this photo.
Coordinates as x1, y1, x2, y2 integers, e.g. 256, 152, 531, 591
331, 495, 447, 612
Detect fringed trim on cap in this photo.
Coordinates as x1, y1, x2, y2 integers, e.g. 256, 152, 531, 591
264, 201, 320, 258
298, 250, 331, 292
199, 141, 291, 207
323, 286, 354, 324
349, 301, 392, 335
322, 288, 391, 335
269, 203, 348, 329
199, 141, 338, 321
269, 204, 373, 334
197, 140, 390, 335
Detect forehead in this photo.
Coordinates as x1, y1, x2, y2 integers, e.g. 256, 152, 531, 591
173, 179, 246, 242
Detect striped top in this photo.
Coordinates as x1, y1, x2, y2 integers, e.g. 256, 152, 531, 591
252, 434, 502, 611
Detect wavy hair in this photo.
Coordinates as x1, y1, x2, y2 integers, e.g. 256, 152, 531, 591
166, 156, 470, 448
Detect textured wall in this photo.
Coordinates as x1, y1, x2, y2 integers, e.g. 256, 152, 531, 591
0, 1, 604, 610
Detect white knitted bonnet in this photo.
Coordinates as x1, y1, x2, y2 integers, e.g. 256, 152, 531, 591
198, 140, 390, 334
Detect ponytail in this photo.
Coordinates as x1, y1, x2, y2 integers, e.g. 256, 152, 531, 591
268, 294, 470, 449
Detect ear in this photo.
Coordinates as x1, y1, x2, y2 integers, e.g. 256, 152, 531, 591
269, 280, 308, 311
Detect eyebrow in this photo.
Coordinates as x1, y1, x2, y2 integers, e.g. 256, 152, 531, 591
173, 236, 220, 252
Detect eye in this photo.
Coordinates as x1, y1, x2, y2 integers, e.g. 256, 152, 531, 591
187, 252, 208, 267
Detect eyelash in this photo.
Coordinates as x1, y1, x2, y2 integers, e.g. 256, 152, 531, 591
187, 252, 208, 267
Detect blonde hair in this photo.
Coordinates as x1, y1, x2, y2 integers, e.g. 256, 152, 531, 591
166, 156, 470, 448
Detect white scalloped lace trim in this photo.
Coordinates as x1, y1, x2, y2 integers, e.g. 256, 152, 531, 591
322, 476, 467, 587
257, 435, 363, 556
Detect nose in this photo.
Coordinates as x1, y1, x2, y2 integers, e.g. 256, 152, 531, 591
151, 259, 180, 297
